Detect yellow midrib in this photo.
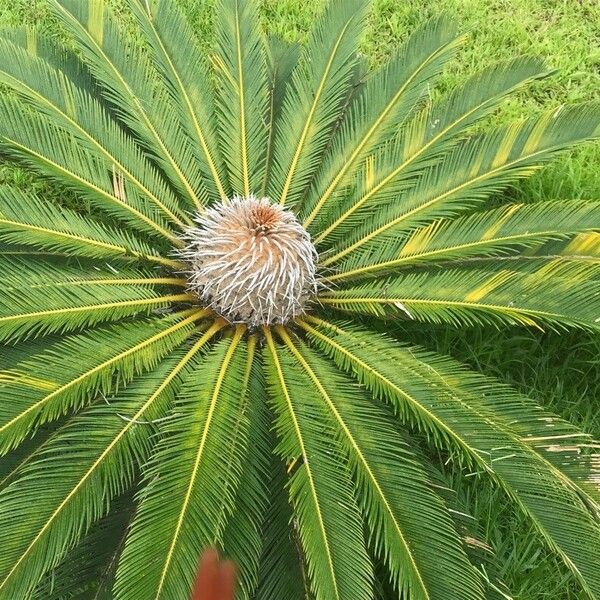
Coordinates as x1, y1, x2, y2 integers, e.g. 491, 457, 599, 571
278, 19, 353, 207
153, 324, 243, 598
0, 316, 215, 593
211, 335, 257, 533
264, 328, 341, 600
303, 39, 461, 228
0, 216, 181, 268
0, 310, 204, 437
0, 293, 193, 323
327, 227, 568, 281
279, 325, 431, 598
317, 295, 556, 328
14, 277, 188, 290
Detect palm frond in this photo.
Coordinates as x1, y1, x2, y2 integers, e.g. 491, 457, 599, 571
46, 0, 206, 209
313, 56, 549, 244
0, 349, 196, 598
262, 36, 301, 197
220, 353, 273, 600
254, 455, 307, 600
278, 327, 485, 600
0, 420, 67, 492
0, 277, 192, 343
0, 186, 180, 267
298, 318, 600, 597
33, 495, 136, 600
321, 103, 600, 263
0, 35, 191, 232
0, 333, 62, 370
0, 311, 204, 455
329, 199, 600, 281
128, 0, 229, 203
114, 329, 250, 600
0, 257, 184, 292
268, 0, 371, 207
0, 250, 190, 342
302, 14, 463, 227
0, 97, 181, 242
2, 27, 98, 97
213, 0, 269, 196
264, 329, 373, 600
320, 258, 600, 329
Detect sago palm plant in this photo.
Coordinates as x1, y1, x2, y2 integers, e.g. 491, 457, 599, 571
0, 0, 599, 598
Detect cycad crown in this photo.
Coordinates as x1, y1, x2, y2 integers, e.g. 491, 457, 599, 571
0, 0, 599, 599
179, 195, 318, 328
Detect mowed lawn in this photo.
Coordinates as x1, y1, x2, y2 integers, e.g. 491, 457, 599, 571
1, 0, 599, 598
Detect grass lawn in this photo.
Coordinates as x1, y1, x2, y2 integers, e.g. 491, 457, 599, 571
0, 1, 599, 598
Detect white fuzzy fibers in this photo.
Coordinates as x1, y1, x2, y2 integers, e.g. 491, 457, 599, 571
180, 196, 318, 327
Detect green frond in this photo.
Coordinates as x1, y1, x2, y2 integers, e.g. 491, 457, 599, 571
297, 318, 600, 597
0, 257, 185, 291
254, 455, 307, 600
114, 329, 250, 600
45, 0, 206, 210
262, 36, 301, 197
268, 0, 371, 207
278, 328, 485, 600
0, 97, 180, 242
0, 186, 180, 267
0, 35, 192, 232
2, 27, 98, 98
220, 356, 273, 600
313, 56, 549, 245
0, 256, 186, 343
329, 199, 600, 281
263, 329, 373, 600
0, 272, 192, 342
322, 103, 600, 263
33, 495, 136, 600
320, 258, 600, 330
128, 0, 229, 203
0, 334, 61, 371
0, 420, 67, 492
0, 311, 203, 455
214, 0, 269, 197
0, 350, 192, 599
302, 14, 463, 227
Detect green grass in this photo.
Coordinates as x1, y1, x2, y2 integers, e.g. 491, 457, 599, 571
1, 1, 599, 598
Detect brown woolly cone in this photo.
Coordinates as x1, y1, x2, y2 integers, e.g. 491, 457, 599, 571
180, 196, 318, 327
